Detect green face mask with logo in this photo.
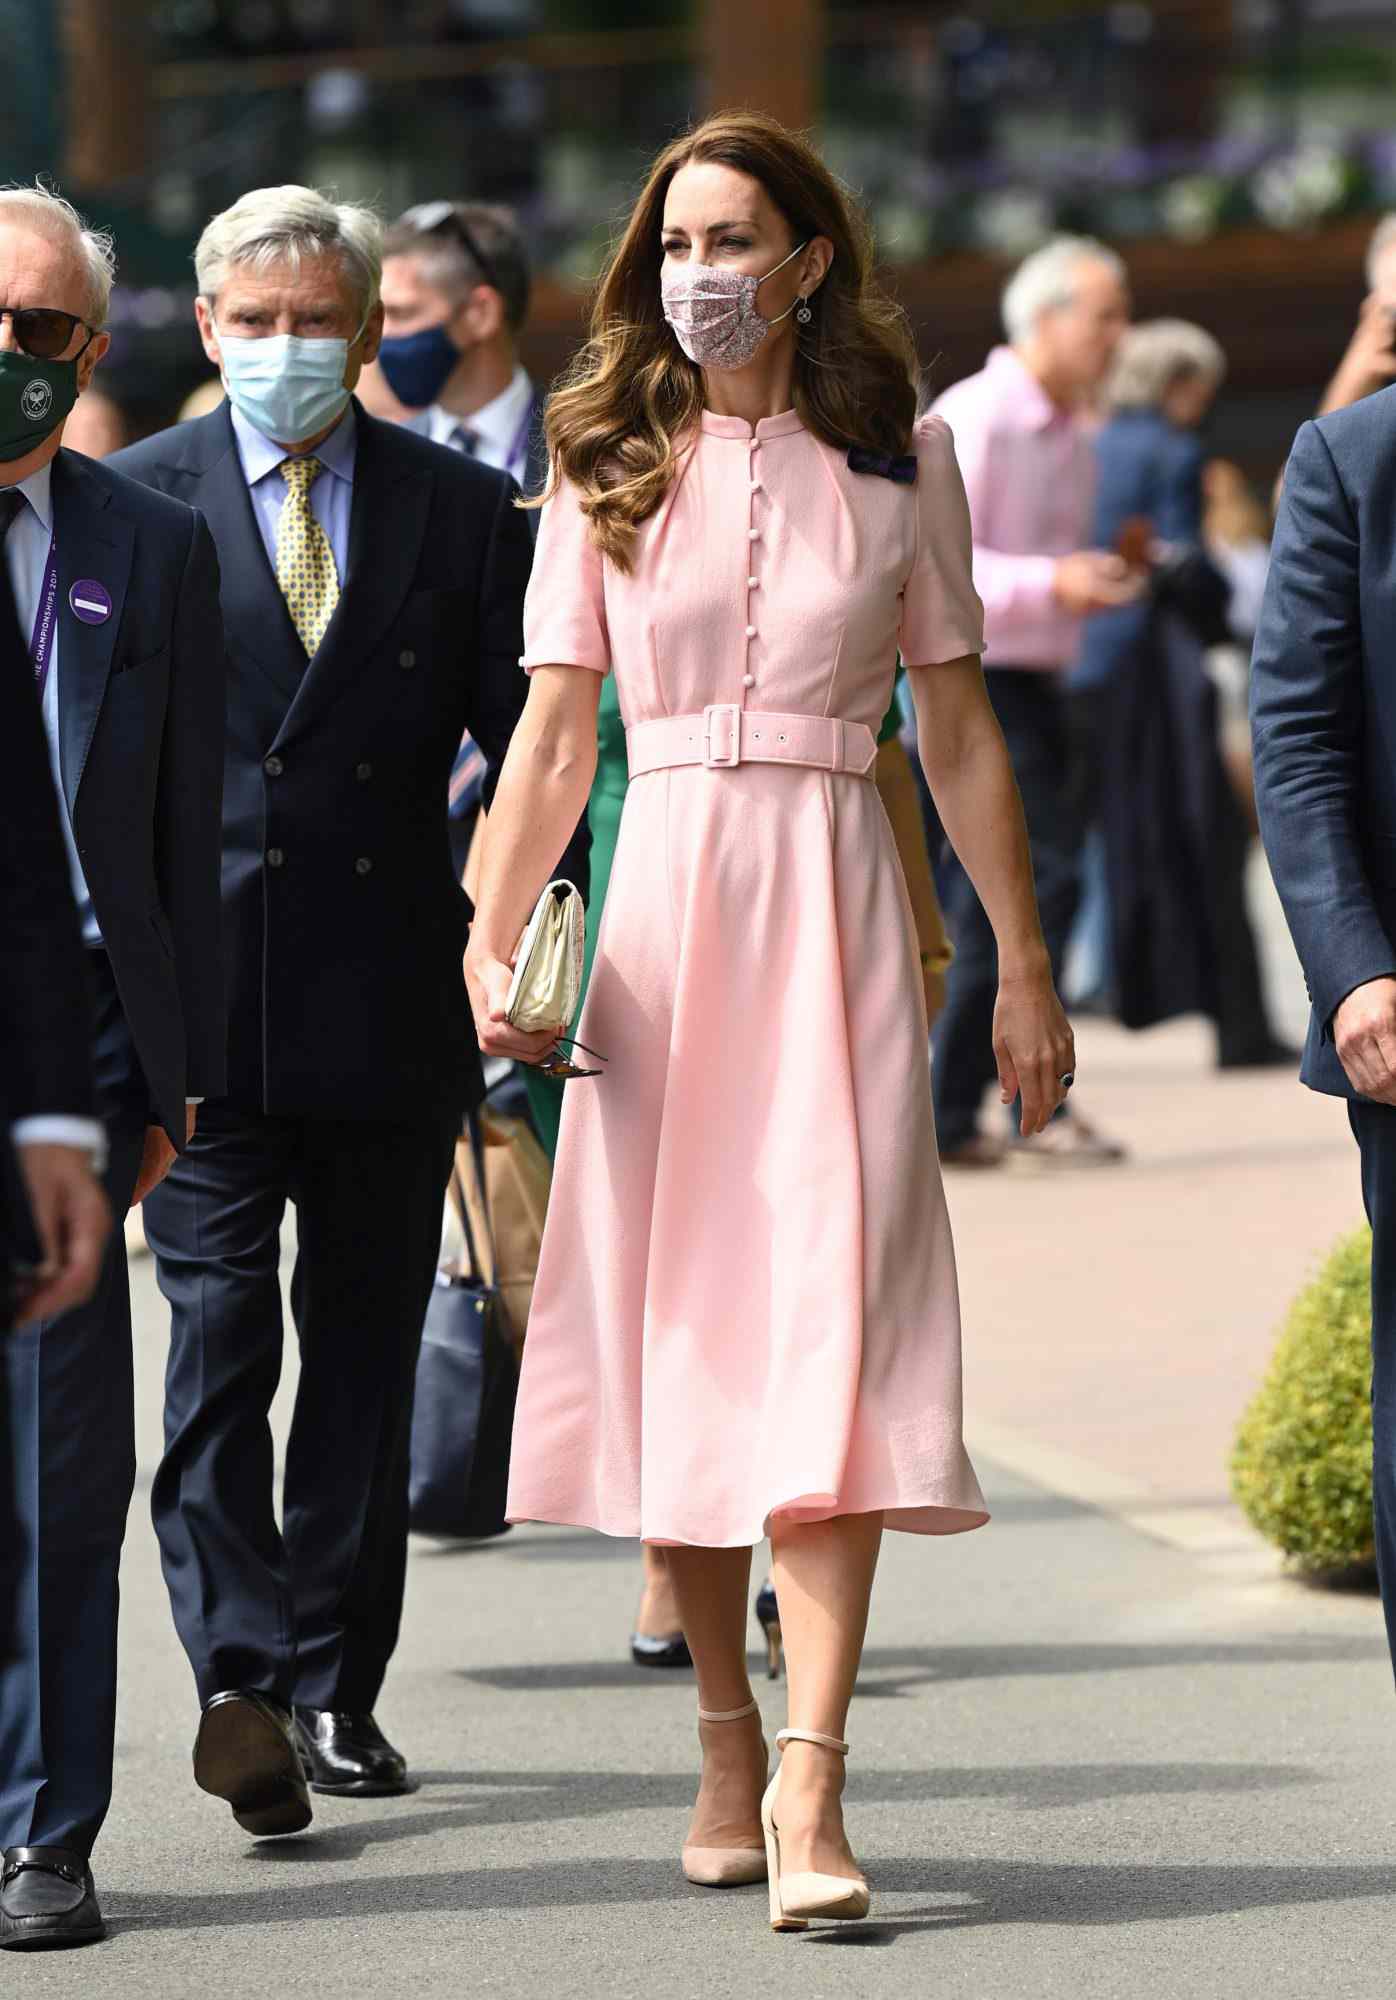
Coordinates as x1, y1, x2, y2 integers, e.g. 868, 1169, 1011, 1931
0, 352, 78, 462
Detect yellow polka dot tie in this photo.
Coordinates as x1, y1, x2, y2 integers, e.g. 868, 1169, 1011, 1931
275, 455, 340, 655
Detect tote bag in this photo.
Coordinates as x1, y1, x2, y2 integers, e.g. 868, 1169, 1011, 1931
408, 1121, 519, 1538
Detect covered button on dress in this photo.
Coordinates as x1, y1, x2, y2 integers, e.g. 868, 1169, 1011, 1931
506, 410, 990, 1548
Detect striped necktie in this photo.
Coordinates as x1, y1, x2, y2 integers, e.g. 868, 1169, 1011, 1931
444, 430, 482, 818
276, 456, 340, 654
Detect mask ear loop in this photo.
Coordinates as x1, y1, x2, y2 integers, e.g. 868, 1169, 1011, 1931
756, 240, 812, 329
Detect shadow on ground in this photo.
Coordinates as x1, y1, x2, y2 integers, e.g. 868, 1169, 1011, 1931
112, 1758, 1310, 1868
103, 1853, 1394, 1940
457, 1635, 1389, 1698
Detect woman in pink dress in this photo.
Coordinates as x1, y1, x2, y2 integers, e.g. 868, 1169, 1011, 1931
464, 112, 1074, 1931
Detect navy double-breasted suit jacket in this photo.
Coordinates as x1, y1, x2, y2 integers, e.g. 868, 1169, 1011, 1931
111, 400, 532, 1120
48, 450, 227, 1140
1252, 386, 1396, 1097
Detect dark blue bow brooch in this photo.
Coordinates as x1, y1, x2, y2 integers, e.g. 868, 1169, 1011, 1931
846, 445, 917, 485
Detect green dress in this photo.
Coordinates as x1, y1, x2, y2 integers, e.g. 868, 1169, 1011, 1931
524, 675, 629, 1158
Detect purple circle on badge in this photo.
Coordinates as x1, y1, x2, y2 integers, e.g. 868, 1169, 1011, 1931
69, 580, 112, 625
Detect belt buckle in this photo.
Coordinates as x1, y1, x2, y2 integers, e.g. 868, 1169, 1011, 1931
702, 703, 741, 768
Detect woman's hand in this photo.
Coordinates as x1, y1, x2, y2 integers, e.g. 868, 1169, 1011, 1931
463, 942, 561, 1065
992, 960, 1076, 1137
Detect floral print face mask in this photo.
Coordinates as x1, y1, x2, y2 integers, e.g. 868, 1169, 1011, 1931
660, 241, 809, 371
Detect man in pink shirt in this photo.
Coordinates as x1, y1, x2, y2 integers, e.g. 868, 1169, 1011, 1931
932, 236, 1140, 1167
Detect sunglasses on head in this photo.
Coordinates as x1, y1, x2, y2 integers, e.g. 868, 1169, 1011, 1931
0, 306, 97, 361
526, 1035, 608, 1083
397, 202, 502, 297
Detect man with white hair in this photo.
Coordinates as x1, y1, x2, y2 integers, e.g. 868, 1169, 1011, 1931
111, 186, 532, 1836
1317, 212, 1396, 418
0, 185, 226, 1949
929, 235, 1138, 1168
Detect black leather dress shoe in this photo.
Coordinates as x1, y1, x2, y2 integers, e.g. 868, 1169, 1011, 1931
194, 1690, 313, 1837
294, 1709, 410, 1796
0, 1847, 105, 1950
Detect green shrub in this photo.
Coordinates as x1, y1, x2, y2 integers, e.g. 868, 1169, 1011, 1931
1231, 1226, 1376, 1575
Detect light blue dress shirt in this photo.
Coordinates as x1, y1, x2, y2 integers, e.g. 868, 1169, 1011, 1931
4, 461, 101, 946
229, 398, 357, 582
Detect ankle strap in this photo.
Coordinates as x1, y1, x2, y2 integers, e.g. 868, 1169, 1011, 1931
698, 1699, 760, 1724
776, 1727, 849, 1755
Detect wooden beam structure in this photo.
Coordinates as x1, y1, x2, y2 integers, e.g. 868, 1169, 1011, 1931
703, 0, 821, 130
60, 0, 149, 188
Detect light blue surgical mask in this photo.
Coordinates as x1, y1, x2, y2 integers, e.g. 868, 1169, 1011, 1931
214, 318, 364, 444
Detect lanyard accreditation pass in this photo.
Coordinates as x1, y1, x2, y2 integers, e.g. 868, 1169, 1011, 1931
505, 396, 539, 486
30, 534, 59, 697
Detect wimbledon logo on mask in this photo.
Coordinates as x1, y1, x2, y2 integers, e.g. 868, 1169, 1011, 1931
20, 379, 53, 423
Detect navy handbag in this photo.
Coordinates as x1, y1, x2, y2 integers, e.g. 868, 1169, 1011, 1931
408, 1121, 519, 1538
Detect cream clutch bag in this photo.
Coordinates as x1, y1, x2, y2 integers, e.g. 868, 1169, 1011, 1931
505, 879, 585, 1035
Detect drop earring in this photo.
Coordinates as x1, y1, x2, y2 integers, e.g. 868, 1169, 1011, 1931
795, 296, 813, 325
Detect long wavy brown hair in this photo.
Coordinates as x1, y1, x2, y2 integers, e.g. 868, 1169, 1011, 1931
540, 111, 921, 571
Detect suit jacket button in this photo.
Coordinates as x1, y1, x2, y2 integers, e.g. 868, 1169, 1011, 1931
355, 856, 373, 876
356, 761, 373, 782
398, 649, 416, 669
263, 754, 284, 777
267, 847, 285, 869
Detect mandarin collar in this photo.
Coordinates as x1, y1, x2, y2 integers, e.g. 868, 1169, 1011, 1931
699, 409, 805, 441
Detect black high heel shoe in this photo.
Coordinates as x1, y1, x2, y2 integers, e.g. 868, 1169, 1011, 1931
755, 1579, 783, 1681
630, 1630, 693, 1669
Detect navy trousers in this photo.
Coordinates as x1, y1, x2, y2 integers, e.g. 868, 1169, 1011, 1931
1349, 1099, 1396, 1671
0, 953, 148, 1857
933, 670, 1083, 1148
143, 1102, 457, 1713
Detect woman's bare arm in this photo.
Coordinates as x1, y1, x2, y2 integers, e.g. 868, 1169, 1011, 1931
464, 665, 602, 1061
906, 656, 1074, 1134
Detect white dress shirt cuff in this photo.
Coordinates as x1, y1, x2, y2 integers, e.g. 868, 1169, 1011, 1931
11, 1115, 109, 1176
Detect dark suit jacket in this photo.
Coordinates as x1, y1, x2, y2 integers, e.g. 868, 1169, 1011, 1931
0, 569, 96, 1289
402, 389, 548, 513
402, 390, 590, 896
1251, 387, 1396, 1097
1074, 409, 1207, 692
47, 449, 227, 1141
110, 400, 532, 1121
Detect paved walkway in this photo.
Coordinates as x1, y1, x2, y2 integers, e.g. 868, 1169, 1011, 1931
32, 861, 1396, 1998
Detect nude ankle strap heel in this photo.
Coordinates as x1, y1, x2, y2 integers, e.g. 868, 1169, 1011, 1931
761, 1728, 871, 1932
697, 1701, 762, 1724
681, 1699, 769, 1889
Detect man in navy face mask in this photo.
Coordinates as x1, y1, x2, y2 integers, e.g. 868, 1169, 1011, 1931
110, 185, 533, 1836
376, 201, 588, 1161
377, 202, 545, 499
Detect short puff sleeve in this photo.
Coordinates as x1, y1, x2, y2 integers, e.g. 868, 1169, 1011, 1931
898, 414, 985, 667
519, 474, 611, 676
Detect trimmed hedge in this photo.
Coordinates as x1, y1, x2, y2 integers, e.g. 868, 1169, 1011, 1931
1231, 1226, 1375, 1575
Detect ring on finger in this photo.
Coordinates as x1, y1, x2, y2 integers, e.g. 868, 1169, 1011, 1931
1059, 1070, 1075, 1092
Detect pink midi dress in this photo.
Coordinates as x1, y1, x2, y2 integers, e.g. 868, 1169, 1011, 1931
506, 409, 990, 1547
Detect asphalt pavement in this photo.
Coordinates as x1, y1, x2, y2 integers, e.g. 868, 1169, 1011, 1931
21, 855, 1396, 1998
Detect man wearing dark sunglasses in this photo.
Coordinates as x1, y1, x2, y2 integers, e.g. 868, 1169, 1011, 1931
0, 185, 226, 1950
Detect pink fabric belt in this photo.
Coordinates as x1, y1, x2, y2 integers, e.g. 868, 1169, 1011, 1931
626, 705, 878, 781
